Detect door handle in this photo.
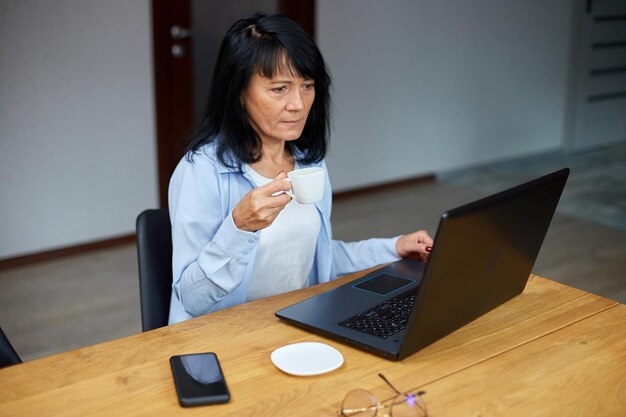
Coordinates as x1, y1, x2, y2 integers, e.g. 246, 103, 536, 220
171, 25, 192, 40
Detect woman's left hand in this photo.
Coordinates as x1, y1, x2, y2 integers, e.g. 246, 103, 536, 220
396, 230, 434, 262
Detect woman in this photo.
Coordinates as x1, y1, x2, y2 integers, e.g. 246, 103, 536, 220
168, 13, 433, 324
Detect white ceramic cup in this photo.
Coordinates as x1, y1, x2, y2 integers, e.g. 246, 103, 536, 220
284, 167, 325, 204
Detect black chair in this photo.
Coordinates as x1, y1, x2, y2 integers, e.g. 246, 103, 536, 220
136, 209, 173, 332
0, 327, 22, 368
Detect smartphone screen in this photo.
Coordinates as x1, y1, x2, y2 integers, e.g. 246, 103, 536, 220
170, 352, 230, 407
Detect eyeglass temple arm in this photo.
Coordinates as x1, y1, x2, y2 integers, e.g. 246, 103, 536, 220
378, 373, 427, 398
378, 373, 403, 396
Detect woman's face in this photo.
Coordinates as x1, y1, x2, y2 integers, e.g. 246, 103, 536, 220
242, 70, 315, 147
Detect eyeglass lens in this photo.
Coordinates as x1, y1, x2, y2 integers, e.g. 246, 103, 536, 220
341, 389, 427, 417
341, 389, 378, 417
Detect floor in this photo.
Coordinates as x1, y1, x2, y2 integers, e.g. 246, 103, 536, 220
1, 143, 625, 362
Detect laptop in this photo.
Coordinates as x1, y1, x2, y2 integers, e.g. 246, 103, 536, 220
276, 168, 570, 360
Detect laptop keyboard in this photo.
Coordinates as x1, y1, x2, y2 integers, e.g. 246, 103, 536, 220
338, 290, 417, 339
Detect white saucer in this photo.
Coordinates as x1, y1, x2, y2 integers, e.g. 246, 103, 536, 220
270, 342, 344, 376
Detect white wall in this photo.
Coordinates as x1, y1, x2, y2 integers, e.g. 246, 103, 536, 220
318, 0, 573, 191
0, 0, 158, 259
0, 0, 574, 258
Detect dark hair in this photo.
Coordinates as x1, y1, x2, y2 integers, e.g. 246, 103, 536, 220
186, 13, 331, 169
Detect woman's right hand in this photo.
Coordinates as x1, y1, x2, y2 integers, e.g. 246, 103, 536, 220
232, 172, 292, 232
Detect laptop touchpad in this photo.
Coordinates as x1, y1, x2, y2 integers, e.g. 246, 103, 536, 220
353, 274, 415, 296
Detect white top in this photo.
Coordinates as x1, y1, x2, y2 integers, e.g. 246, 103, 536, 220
246, 169, 321, 301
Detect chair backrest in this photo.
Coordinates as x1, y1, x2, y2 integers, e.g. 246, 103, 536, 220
136, 209, 173, 332
0, 327, 22, 368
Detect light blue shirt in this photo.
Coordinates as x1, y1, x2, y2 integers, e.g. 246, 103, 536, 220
168, 143, 401, 324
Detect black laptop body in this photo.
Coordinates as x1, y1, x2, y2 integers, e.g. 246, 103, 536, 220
276, 168, 569, 360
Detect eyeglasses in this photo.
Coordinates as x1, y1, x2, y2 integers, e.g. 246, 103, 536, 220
339, 373, 428, 417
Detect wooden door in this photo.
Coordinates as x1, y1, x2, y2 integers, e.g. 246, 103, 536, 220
152, 0, 193, 208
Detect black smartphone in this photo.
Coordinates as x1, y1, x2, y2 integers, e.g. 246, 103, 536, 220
169, 352, 231, 407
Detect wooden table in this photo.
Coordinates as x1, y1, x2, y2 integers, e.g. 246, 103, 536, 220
0, 270, 622, 417
423, 304, 626, 417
